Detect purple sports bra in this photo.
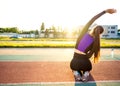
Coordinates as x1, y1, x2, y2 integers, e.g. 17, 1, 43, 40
77, 33, 94, 52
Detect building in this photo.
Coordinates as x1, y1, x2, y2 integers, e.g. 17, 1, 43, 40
0, 25, 119, 38
0, 33, 18, 37
101, 25, 118, 38
0, 33, 35, 38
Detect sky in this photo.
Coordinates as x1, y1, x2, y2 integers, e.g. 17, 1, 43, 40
0, 0, 119, 31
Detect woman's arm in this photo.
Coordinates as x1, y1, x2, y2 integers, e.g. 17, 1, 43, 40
80, 11, 105, 37
75, 9, 116, 48
80, 8, 116, 38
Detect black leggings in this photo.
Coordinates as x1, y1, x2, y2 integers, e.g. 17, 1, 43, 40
70, 53, 92, 72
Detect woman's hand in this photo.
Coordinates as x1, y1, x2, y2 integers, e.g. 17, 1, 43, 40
105, 9, 117, 14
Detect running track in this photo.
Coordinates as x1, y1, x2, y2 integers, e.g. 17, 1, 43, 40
0, 48, 120, 86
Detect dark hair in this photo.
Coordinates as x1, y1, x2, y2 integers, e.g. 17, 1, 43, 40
87, 26, 104, 63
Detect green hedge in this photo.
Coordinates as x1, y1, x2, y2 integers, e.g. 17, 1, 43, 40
0, 38, 120, 48
0, 40, 120, 48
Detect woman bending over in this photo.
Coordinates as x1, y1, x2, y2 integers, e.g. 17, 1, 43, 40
70, 8, 116, 82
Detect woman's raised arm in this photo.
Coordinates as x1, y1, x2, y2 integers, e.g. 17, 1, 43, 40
80, 9, 116, 38
75, 9, 116, 49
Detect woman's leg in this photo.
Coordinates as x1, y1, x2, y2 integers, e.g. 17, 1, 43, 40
72, 70, 82, 81
70, 53, 92, 71
80, 59, 91, 82
70, 53, 92, 81
82, 71, 90, 82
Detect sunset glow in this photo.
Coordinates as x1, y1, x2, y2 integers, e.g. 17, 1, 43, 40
0, 0, 119, 31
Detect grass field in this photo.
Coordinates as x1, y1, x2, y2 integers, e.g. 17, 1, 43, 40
0, 37, 120, 48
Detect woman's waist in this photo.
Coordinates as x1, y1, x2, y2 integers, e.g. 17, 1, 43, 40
74, 49, 86, 55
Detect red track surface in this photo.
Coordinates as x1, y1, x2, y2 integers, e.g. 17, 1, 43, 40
0, 61, 120, 83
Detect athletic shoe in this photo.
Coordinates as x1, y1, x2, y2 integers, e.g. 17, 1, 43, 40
82, 71, 90, 82
73, 71, 82, 81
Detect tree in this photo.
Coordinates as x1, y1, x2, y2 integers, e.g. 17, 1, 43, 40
44, 29, 49, 38
118, 29, 120, 32
35, 30, 39, 38
10, 27, 19, 33
29, 30, 35, 34
1, 27, 19, 33
0, 28, 4, 33
51, 25, 57, 38
40, 22, 45, 31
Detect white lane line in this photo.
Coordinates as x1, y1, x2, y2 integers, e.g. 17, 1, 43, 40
0, 60, 120, 63
0, 80, 120, 85
0, 60, 120, 62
